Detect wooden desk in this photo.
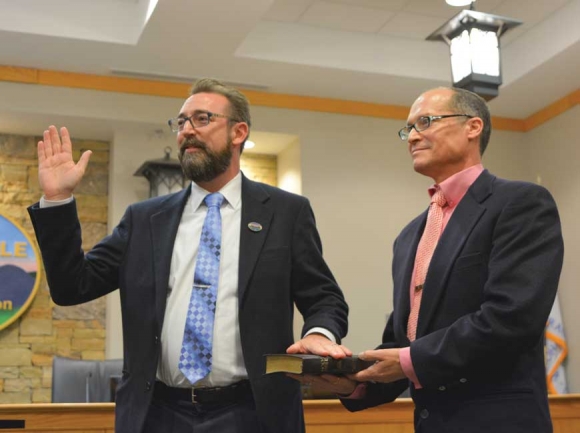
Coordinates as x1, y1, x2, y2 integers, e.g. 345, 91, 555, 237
0, 395, 579, 432
0, 403, 115, 432
304, 396, 580, 433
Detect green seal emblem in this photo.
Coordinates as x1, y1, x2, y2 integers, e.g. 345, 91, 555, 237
0, 213, 42, 331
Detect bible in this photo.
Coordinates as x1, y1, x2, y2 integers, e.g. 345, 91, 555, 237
264, 354, 374, 375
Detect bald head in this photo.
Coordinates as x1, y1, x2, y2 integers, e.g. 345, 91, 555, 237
405, 87, 486, 183
414, 87, 491, 155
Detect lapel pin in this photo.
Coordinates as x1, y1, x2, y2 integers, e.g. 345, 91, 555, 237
248, 222, 263, 232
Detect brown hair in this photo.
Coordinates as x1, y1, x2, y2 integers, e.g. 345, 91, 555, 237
190, 78, 252, 150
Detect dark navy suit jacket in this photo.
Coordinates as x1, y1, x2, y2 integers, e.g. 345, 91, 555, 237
29, 174, 348, 433
343, 170, 563, 433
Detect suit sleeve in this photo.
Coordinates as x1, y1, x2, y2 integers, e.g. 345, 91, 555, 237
411, 184, 564, 389
28, 199, 130, 305
290, 199, 348, 343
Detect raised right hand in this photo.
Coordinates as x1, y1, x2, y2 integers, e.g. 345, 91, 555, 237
38, 125, 92, 200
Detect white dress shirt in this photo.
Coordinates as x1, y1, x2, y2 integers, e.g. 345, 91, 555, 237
156, 173, 247, 387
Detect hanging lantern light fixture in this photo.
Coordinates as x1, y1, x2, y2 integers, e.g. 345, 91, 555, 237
134, 146, 187, 197
427, 5, 522, 100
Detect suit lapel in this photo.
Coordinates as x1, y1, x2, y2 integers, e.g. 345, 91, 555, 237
416, 170, 494, 337
151, 188, 190, 333
238, 175, 273, 303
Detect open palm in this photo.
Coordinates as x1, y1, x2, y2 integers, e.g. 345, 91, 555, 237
38, 126, 92, 200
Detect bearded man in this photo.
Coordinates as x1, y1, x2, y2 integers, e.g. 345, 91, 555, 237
28, 78, 349, 433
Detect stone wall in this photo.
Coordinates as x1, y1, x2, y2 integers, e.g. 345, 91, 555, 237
0, 133, 276, 403
241, 153, 277, 186
0, 133, 109, 403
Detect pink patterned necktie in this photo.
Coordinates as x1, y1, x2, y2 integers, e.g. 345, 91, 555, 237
407, 189, 447, 342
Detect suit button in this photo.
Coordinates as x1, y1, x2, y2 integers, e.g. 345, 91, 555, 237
154, 335, 159, 344
146, 381, 152, 391
420, 409, 429, 419
438, 386, 446, 391
459, 378, 467, 384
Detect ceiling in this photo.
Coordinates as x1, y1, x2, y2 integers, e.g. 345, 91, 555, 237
0, 0, 579, 123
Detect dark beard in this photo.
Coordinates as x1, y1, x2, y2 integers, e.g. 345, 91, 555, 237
178, 137, 233, 183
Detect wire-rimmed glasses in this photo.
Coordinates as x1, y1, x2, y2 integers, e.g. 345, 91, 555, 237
168, 110, 238, 132
398, 114, 474, 140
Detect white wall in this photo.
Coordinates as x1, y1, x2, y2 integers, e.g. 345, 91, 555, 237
0, 81, 574, 391
526, 106, 580, 393
105, 124, 177, 357
277, 138, 301, 195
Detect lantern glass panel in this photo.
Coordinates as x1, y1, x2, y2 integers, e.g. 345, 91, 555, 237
471, 28, 499, 76
154, 168, 184, 196
451, 28, 500, 84
450, 29, 472, 83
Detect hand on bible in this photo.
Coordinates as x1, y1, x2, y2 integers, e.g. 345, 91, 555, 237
352, 348, 406, 383
286, 333, 352, 358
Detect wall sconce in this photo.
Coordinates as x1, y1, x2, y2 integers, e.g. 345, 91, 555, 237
427, 8, 522, 100
134, 146, 186, 197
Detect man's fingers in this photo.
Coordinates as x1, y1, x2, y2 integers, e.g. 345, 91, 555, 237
328, 344, 351, 358
60, 126, 72, 153
286, 341, 305, 354
353, 368, 373, 382
48, 125, 62, 155
37, 141, 46, 163
339, 344, 353, 357
42, 129, 53, 158
287, 336, 352, 359
77, 150, 92, 174
358, 350, 381, 361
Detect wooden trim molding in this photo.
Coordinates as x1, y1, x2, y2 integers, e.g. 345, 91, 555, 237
524, 89, 580, 131
0, 65, 577, 133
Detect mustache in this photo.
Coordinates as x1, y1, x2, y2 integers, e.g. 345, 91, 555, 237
179, 138, 207, 155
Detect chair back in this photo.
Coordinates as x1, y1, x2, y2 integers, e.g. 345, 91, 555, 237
51, 356, 123, 402
98, 358, 124, 402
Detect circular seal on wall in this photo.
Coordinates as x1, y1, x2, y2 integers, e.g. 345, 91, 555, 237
0, 213, 41, 331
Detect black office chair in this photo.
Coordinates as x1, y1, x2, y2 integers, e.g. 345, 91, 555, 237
51, 356, 123, 403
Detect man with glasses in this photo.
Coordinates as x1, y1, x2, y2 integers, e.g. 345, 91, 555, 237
28, 78, 349, 433
298, 87, 563, 433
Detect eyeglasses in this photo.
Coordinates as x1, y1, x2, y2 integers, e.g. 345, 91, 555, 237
168, 110, 238, 132
398, 114, 474, 141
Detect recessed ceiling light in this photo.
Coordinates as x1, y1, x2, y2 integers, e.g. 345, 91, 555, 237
245, 140, 255, 149
446, 0, 474, 6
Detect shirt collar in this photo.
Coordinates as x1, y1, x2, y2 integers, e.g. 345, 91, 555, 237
188, 171, 242, 212
428, 164, 484, 208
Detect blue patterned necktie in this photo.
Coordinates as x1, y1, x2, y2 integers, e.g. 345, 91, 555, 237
179, 192, 224, 384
